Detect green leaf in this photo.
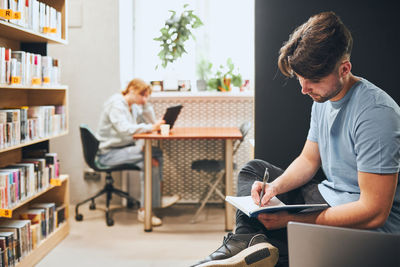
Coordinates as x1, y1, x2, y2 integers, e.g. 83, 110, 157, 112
232, 74, 243, 87
207, 78, 220, 90
227, 58, 234, 71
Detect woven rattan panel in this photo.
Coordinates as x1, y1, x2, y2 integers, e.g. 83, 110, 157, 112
149, 96, 254, 203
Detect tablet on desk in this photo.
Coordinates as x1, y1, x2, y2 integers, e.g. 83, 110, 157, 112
162, 105, 183, 129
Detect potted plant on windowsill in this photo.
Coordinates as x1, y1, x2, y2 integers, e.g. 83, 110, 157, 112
196, 58, 212, 91
207, 58, 243, 92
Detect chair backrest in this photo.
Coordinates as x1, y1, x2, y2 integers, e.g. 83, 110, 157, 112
233, 121, 252, 155
79, 124, 100, 170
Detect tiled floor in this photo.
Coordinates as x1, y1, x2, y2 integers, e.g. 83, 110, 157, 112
37, 204, 228, 267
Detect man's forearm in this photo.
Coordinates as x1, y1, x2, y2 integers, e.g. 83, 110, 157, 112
273, 155, 319, 195
292, 201, 385, 229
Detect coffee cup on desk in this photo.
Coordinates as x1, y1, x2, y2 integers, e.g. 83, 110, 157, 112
160, 124, 170, 136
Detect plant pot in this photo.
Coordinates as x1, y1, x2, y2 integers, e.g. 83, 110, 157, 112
218, 78, 231, 92
163, 65, 179, 91
196, 80, 207, 91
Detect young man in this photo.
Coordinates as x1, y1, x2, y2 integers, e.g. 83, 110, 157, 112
192, 11, 400, 267
97, 78, 180, 227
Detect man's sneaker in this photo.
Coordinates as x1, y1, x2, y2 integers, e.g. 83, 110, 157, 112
192, 233, 278, 267
137, 209, 162, 227
161, 194, 180, 208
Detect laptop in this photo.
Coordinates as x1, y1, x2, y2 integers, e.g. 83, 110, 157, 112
287, 222, 400, 267
162, 104, 183, 129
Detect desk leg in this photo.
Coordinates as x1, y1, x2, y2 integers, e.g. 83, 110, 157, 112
144, 139, 153, 232
225, 139, 234, 231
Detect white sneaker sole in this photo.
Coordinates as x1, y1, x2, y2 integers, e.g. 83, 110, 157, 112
197, 243, 279, 267
137, 212, 163, 227
161, 195, 181, 208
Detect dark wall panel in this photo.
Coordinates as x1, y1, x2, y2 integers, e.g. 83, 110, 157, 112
255, 0, 399, 170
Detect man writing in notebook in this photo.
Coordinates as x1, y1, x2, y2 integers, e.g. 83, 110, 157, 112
192, 11, 400, 267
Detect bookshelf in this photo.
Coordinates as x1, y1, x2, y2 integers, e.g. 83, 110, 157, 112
0, 0, 69, 266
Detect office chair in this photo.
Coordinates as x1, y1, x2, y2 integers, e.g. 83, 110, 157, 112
75, 124, 141, 226
191, 121, 252, 222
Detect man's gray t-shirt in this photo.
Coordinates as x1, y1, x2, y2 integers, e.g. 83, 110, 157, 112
307, 78, 400, 233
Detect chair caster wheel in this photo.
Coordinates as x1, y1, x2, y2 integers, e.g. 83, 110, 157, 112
127, 199, 136, 209
106, 218, 114, 226
89, 203, 96, 210
75, 214, 83, 221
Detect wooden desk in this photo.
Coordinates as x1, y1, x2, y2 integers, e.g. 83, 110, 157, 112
134, 127, 242, 232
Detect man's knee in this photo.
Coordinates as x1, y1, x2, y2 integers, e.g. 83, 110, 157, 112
245, 159, 269, 169
238, 159, 283, 186
237, 160, 269, 190
240, 159, 269, 177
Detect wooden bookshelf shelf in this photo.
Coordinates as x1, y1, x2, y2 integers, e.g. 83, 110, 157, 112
0, 85, 68, 90
0, 20, 67, 44
0, 131, 68, 154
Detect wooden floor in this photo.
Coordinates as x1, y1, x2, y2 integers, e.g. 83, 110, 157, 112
36, 203, 228, 267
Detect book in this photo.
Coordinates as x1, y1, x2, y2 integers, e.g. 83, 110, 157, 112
1, 109, 20, 146
55, 204, 66, 227
30, 202, 56, 236
225, 195, 328, 218
0, 236, 10, 266
11, 51, 26, 85
0, 168, 20, 206
45, 152, 58, 178
0, 219, 32, 259
19, 208, 46, 243
30, 223, 40, 249
0, 232, 15, 266
0, 47, 6, 85
23, 158, 48, 189
20, 106, 28, 142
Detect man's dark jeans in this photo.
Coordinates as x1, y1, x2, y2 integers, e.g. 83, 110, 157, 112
235, 159, 328, 267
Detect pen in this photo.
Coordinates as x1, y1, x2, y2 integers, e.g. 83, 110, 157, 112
259, 168, 270, 207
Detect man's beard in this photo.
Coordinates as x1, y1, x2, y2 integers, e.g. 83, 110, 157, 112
310, 78, 343, 103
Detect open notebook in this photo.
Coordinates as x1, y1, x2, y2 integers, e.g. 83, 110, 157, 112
225, 196, 328, 218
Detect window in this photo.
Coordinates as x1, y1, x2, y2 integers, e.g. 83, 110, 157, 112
130, 0, 254, 91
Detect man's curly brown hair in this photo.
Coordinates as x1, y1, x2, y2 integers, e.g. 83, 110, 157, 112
278, 11, 353, 80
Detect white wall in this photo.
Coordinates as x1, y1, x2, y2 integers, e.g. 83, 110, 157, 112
119, 0, 134, 88
48, 0, 121, 204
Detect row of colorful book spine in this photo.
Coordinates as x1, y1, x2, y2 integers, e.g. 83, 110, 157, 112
0, 0, 62, 40
0, 152, 59, 209
0, 202, 66, 266
0, 105, 66, 150
0, 47, 61, 87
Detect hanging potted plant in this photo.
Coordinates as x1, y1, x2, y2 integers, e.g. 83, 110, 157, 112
207, 58, 243, 92
154, 4, 203, 69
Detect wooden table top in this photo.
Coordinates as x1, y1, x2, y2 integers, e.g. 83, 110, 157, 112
133, 127, 242, 140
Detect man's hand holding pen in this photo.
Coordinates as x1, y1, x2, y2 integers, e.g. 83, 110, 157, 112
251, 168, 278, 207
251, 168, 291, 230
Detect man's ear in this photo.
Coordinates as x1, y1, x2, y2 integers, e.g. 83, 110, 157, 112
340, 60, 352, 78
